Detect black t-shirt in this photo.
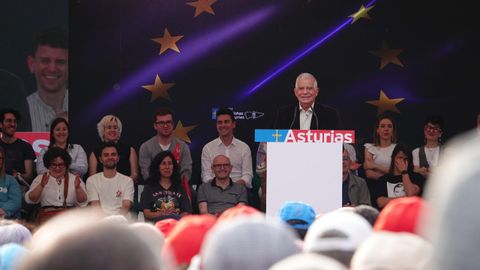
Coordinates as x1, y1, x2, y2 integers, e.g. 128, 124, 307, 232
0, 139, 36, 175
371, 172, 425, 208
139, 182, 192, 222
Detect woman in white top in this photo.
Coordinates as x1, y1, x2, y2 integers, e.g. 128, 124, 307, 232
412, 115, 443, 178
364, 114, 397, 181
26, 147, 88, 223
36, 118, 88, 178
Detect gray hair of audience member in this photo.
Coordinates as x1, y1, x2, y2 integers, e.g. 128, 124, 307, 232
20, 208, 162, 270
96, 114, 123, 142
201, 217, 299, 270
0, 221, 32, 246
102, 214, 130, 225
269, 253, 347, 270
294, 72, 318, 88
418, 130, 480, 270
128, 222, 165, 256
303, 211, 372, 267
351, 232, 433, 270
353, 205, 379, 227
0, 243, 29, 270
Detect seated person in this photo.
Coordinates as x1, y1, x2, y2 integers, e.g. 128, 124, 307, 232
139, 151, 191, 223
0, 146, 21, 219
86, 143, 134, 217
25, 147, 88, 224
342, 148, 371, 206
371, 143, 425, 209
198, 155, 247, 216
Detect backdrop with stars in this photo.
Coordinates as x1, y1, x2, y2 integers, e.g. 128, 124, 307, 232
69, 0, 477, 184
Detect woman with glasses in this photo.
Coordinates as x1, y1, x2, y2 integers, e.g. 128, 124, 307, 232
139, 151, 191, 223
412, 115, 444, 179
36, 118, 88, 177
370, 143, 424, 209
25, 147, 87, 224
88, 115, 138, 181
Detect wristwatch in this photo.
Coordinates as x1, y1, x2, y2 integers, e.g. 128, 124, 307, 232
401, 170, 408, 175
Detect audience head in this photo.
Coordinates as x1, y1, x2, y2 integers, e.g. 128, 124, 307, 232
374, 196, 427, 234
294, 73, 319, 109
423, 114, 444, 143
148, 151, 181, 186
373, 113, 397, 145
215, 108, 236, 138
353, 205, 379, 227
0, 220, 32, 246
49, 117, 70, 148
201, 217, 299, 270
419, 130, 480, 270
98, 142, 120, 170
388, 143, 413, 174
303, 211, 372, 267
42, 146, 72, 177
0, 108, 21, 137
269, 253, 347, 270
163, 215, 216, 269
279, 201, 316, 240
97, 115, 122, 142
0, 243, 29, 270
153, 107, 174, 138
351, 232, 433, 270
20, 208, 162, 270
211, 155, 232, 180
216, 204, 263, 223
128, 222, 165, 258
155, 218, 178, 238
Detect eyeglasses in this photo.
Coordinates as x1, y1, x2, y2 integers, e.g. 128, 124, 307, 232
342, 157, 350, 161
155, 120, 173, 126
425, 124, 441, 132
50, 162, 66, 169
212, 163, 231, 169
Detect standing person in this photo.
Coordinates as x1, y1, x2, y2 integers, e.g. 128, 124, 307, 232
36, 118, 88, 178
139, 151, 191, 223
26, 28, 68, 131
139, 108, 192, 182
86, 143, 134, 217
0, 108, 35, 184
25, 147, 87, 224
198, 155, 247, 216
412, 115, 444, 179
363, 114, 398, 181
272, 72, 341, 130
0, 146, 22, 219
201, 108, 253, 188
370, 143, 424, 209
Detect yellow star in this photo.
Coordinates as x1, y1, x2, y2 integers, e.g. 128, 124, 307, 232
369, 41, 405, 69
187, 0, 217, 18
142, 74, 175, 102
366, 90, 405, 115
173, 121, 198, 143
349, 5, 374, 24
151, 28, 184, 55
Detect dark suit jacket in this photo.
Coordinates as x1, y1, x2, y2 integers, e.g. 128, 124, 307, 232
272, 103, 341, 130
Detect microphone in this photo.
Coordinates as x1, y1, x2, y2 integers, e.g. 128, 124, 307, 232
310, 106, 319, 130
289, 105, 297, 129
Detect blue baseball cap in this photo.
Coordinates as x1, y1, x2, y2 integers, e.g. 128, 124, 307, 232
279, 201, 316, 230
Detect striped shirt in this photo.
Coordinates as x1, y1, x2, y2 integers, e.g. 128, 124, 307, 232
27, 90, 68, 131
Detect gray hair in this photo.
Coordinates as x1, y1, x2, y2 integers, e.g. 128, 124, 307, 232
294, 72, 318, 88
96, 115, 123, 142
0, 222, 32, 246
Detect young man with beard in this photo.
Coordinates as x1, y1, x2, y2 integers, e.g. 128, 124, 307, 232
86, 142, 134, 216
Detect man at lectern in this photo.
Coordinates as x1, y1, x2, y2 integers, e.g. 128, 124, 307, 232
272, 72, 341, 130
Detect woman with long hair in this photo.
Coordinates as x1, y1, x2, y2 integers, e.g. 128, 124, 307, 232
139, 151, 191, 223
37, 117, 88, 177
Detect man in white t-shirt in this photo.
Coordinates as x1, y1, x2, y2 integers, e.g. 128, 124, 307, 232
86, 142, 134, 216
